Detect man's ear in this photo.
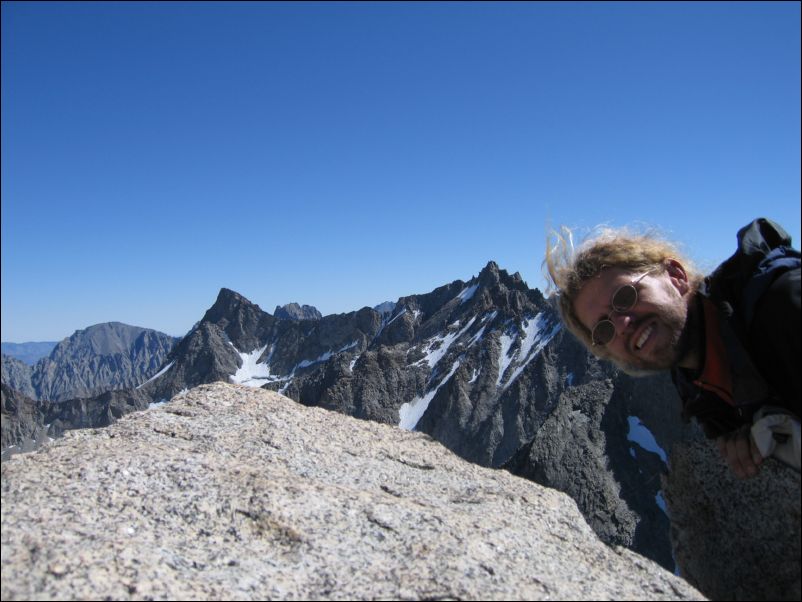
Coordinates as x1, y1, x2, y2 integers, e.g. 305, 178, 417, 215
665, 259, 691, 295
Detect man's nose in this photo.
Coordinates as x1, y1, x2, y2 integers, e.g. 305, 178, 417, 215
610, 312, 634, 337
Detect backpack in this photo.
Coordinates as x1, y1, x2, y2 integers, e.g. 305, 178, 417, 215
705, 218, 801, 335
676, 218, 801, 436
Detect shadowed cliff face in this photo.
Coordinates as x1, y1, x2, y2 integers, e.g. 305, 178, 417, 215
1, 383, 48, 453
0, 383, 704, 602
1, 383, 150, 460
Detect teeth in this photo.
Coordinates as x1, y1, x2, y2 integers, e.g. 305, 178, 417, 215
635, 324, 654, 350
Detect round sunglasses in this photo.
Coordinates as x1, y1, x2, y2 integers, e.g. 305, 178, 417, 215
591, 270, 655, 347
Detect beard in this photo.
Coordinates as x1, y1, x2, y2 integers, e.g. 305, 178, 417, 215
613, 297, 693, 377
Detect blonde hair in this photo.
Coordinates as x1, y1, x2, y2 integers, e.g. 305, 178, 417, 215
544, 225, 703, 359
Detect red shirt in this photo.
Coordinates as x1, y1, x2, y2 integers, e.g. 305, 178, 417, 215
693, 298, 735, 407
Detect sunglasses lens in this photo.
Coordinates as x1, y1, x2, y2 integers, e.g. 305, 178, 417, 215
612, 284, 637, 312
592, 320, 616, 346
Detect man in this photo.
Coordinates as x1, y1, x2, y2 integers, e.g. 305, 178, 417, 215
545, 218, 801, 478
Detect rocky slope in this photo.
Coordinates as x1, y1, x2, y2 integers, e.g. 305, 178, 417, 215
0, 382, 704, 601
1, 355, 35, 398
664, 440, 800, 601
1, 382, 150, 460
0, 383, 49, 453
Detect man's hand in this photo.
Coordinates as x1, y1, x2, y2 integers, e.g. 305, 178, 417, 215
717, 424, 764, 479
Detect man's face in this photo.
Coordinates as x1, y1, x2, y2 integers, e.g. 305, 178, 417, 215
573, 265, 691, 373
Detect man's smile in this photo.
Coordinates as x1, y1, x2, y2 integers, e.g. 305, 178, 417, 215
633, 321, 656, 352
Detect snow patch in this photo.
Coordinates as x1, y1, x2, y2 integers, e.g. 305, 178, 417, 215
465, 311, 497, 348
627, 416, 668, 463
385, 308, 407, 327
457, 283, 479, 304
467, 325, 487, 347
655, 491, 668, 515
495, 332, 516, 387
627, 417, 671, 526
230, 345, 276, 388
501, 313, 561, 389
416, 316, 477, 370
338, 340, 359, 353
372, 308, 408, 342
399, 360, 462, 430
137, 361, 174, 389
482, 310, 498, 323
297, 350, 333, 370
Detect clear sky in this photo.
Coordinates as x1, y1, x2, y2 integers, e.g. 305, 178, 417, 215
2, 1, 800, 342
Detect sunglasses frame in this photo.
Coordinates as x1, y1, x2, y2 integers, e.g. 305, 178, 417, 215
590, 270, 656, 347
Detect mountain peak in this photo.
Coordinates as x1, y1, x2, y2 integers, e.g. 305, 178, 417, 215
198, 288, 273, 353
203, 288, 261, 323
215, 287, 251, 305
479, 260, 499, 279
472, 261, 498, 290
373, 301, 396, 315
476, 260, 526, 291
61, 322, 151, 356
274, 303, 323, 321
6, 323, 177, 403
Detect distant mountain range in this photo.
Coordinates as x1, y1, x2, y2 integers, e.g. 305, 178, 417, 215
0, 261, 694, 572
1, 341, 58, 365
1, 322, 178, 402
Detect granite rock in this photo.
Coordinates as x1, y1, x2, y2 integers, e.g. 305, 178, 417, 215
1, 382, 704, 601
663, 440, 801, 601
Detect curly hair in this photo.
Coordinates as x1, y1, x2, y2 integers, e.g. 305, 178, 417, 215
544, 225, 704, 360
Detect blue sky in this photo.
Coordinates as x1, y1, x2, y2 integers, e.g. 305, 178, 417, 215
2, 1, 800, 342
